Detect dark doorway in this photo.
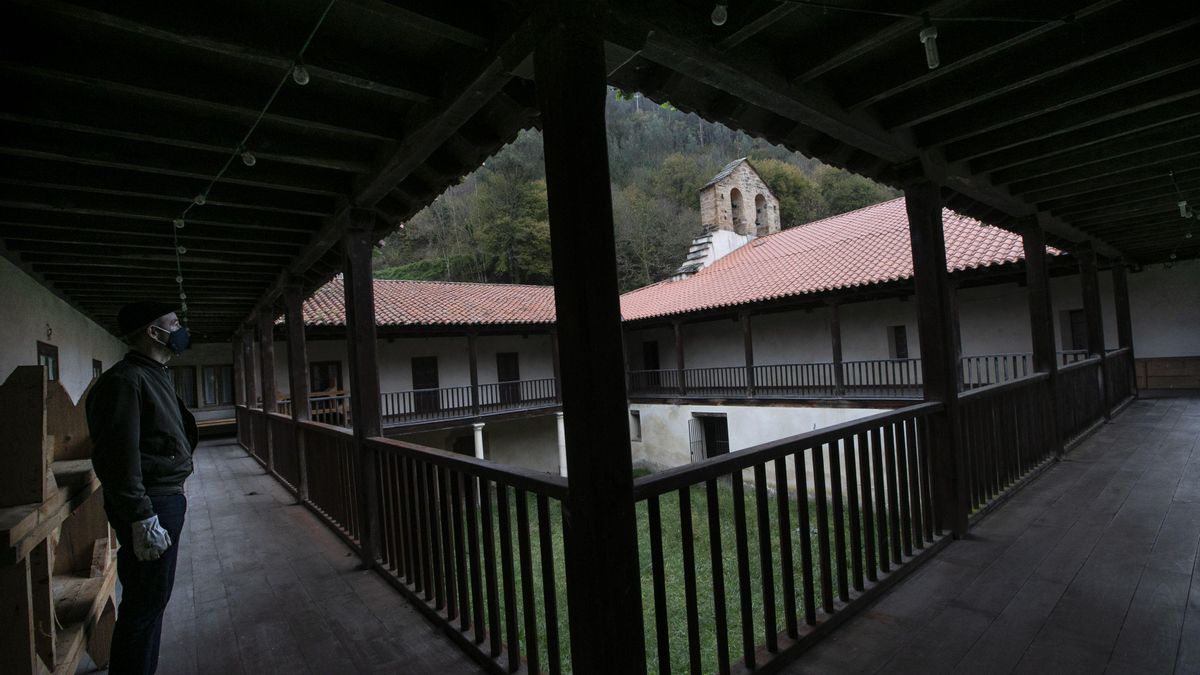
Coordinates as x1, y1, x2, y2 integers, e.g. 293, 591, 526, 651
497, 352, 520, 404
642, 340, 660, 371
1066, 309, 1088, 351
310, 360, 343, 393
691, 413, 730, 459
412, 356, 440, 413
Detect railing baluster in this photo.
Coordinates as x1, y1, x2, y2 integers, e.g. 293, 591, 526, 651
884, 422, 903, 564
451, 472, 470, 632
827, 440, 849, 602
678, 487, 702, 674
870, 427, 890, 573
894, 420, 914, 557
731, 472, 755, 669
465, 475, 485, 645
647, 495, 671, 675
842, 436, 864, 592
706, 479, 732, 675
773, 456, 798, 640
515, 489, 538, 675
479, 480, 501, 657
439, 466, 457, 618
811, 446, 834, 614
795, 451, 817, 626
496, 485, 520, 672
855, 431, 876, 584
536, 494, 561, 675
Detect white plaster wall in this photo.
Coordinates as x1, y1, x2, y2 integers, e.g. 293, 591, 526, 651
840, 298, 920, 361
625, 326, 677, 370
682, 317, 744, 368
376, 336, 471, 392
474, 333, 556, 383
956, 282, 1032, 356
392, 414, 561, 474
0, 257, 127, 403
628, 402, 887, 470
1127, 260, 1200, 358
751, 307, 834, 364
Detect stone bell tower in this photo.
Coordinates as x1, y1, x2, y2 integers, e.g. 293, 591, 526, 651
698, 158, 780, 236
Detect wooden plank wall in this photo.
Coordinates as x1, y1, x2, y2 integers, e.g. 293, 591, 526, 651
1136, 357, 1200, 390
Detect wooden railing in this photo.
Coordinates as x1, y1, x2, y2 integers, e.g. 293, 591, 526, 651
478, 378, 558, 412
1103, 347, 1135, 411
958, 374, 1057, 513
631, 403, 944, 674
683, 366, 747, 398
299, 420, 362, 542
840, 358, 922, 399
960, 353, 1034, 389
311, 394, 352, 427
1056, 356, 1105, 443
753, 363, 838, 398
368, 436, 570, 675
629, 369, 681, 396
268, 412, 301, 491
235, 405, 252, 448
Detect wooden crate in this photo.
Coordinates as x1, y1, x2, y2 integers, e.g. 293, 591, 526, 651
0, 366, 117, 674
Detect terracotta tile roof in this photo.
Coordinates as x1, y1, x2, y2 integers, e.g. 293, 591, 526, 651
303, 198, 1049, 327
619, 197, 1052, 321
304, 278, 556, 327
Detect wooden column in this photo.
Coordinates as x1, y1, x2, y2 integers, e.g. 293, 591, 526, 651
242, 329, 257, 409
343, 210, 383, 567
284, 283, 311, 501
1078, 242, 1110, 416
905, 180, 967, 537
535, 4, 647, 669
550, 328, 562, 403
741, 310, 755, 397
949, 282, 963, 390
232, 334, 245, 406
258, 309, 277, 472
1020, 218, 1063, 456
467, 331, 480, 415
1112, 262, 1137, 395
830, 301, 845, 396
673, 319, 686, 396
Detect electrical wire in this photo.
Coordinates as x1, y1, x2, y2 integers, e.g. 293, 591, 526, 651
169, 0, 338, 321
778, 0, 1073, 24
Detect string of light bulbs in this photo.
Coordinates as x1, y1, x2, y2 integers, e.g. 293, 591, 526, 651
709, 1, 1075, 70
1166, 169, 1197, 268
167, 0, 337, 322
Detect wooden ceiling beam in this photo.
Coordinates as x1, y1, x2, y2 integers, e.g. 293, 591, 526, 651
943, 70, 1200, 161
790, 0, 974, 85
716, 3, 797, 52
914, 46, 1200, 147
840, 0, 1118, 112
1025, 164, 1200, 205
884, 4, 1199, 130
1009, 144, 1200, 196
338, 0, 491, 50
1045, 175, 1200, 216
6, 239, 295, 262
20, 0, 438, 103
0, 225, 307, 253
16, 250, 286, 268
0, 159, 337, 217
0, 63, 396, 143
967, 98, 1200, 172
990, 120, 1200, 185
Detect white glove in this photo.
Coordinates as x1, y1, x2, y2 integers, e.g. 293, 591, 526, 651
131, 515, 173, 561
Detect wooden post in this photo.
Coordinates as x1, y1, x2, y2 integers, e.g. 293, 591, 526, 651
1020, 217, 1063, 457
550, 328, 562, 403
535, 4, 647, 669
1112, 262, 1137, 396
242, 329, 257, 409
232, 334, 245, 406
741, 310, 755, 397
830, 301, 845, 396
949, 282, 963, 390
343, 210, 383, 567
673, 319, 686, 396
258, 309, 277, 471
905, 180, 967, 538
467, 331, 480, 416
284, 283, 311, 502
1078, 242, 1110, 416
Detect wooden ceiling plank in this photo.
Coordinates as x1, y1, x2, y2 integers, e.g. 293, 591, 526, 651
716, 3, 798, 52
338, 0, 491, 50
1008, 144, 1200, 197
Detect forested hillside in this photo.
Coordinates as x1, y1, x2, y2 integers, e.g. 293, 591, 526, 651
374, 90, 897, 292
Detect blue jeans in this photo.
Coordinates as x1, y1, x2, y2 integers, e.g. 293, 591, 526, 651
106, 494, 187, 675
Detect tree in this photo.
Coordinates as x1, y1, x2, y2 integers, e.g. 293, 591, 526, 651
752, 158, 829, 228
816, 167, 897, 216
474, 175, 552, 284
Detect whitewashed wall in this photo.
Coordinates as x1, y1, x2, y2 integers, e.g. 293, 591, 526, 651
0, 257, 127, 403
840, 298, 920, 360
392, 413, 561, 474
751, 307, 834, 365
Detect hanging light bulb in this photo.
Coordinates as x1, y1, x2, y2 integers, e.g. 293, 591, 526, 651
292, 64, 310, 86
241, 150, 257, 167
180, 302, 188, 312
177, 245, 187, 255
175, 275, 183, 284
1186, 231, 1195, 239
919, 16, 940, 70
193, 193, 207, 206
1180, 200, 1191, 218
173, 218, 185, 229
179, 292, 187, 300
711, 3, 728, 26
1170, 252, 1178, 260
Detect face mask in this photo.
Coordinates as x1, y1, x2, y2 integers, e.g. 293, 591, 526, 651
150, 325, 191, 355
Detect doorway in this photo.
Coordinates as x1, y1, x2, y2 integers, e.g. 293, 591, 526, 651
411, 356, 439, 413
497, 352, 521, 404
689, 413, 730, 460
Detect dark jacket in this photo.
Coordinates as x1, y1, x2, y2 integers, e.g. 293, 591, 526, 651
86, 351, 198, 523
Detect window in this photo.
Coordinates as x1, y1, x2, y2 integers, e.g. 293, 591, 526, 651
169, 365, 197, 408
888, 325, 909, 359
630, 410, 642, 441
310, 361, 343, 393
37, 341, 59, 381
202, 365, 234, 406
92, 359, 103, 380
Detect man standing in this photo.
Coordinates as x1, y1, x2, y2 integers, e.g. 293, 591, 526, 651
86, 302, 197, 675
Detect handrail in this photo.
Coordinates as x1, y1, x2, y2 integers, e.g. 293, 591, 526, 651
365, 436, 569, 500
297, 417, 354, 438
633, 401, 943, 498
1058, 355, 1102, 373
959, 372, 1049, 401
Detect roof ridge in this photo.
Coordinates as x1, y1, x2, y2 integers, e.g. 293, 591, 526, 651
371, 278, 553, 290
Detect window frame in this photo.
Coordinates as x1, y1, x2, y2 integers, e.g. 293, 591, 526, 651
36, 341, 59, 382
201, 364, 235, 407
